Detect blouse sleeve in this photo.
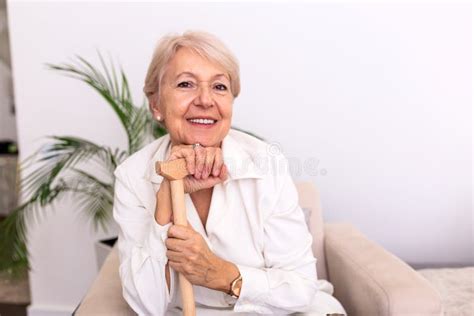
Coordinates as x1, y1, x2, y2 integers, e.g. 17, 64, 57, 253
233, 161, 319, 314
112, 165, 175, 315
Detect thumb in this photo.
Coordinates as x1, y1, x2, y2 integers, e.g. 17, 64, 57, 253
186, 219, 194, 229
219, 164, 228, 181
202, 175, 224, 188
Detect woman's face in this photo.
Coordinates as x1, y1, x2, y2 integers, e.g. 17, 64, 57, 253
152, 47, 234, 148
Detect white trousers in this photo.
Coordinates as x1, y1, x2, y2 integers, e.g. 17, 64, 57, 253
166, 282, 347, 316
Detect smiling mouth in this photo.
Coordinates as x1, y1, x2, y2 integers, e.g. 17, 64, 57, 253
186, 118, 218, 125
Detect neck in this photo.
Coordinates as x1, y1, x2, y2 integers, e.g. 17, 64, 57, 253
190, 186, 213, 200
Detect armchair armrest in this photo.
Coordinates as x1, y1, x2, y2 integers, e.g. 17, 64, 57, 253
74, 245, 136, 316
324, 223, 443, 316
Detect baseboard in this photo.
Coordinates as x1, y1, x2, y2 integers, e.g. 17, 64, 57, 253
408, 261, 474, 270
27, 304, 74, 316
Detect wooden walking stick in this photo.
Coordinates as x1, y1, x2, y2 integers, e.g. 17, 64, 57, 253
156, 158, 196, 316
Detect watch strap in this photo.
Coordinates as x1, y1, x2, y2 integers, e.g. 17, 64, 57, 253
229, 273, 242, 298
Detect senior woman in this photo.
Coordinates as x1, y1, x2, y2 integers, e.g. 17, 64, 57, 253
113, 31, 346, 316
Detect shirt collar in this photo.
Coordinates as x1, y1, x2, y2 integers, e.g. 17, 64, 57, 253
143, 130, 264, 185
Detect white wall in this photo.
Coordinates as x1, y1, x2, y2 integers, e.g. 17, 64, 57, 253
7, 1, 472, 315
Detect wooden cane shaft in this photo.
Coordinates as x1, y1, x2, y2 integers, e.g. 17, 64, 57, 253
170, 180, 188, 226
178, 274, 195, 316
169, 179, 195, 316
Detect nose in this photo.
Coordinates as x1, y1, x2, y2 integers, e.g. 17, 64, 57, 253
194, 83, 214, 108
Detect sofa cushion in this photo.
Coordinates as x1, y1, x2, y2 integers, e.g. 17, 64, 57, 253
295, 181, 327, 280
417, 267, 473, 316
74, 246, 136, 316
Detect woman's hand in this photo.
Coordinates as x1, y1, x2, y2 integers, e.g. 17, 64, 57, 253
165, 222, 233, 290
166, 144, 228, 194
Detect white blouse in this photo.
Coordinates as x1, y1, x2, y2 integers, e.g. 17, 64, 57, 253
113, 129, 346, 315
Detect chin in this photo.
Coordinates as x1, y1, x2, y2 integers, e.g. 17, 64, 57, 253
191, 136, 223, 148
195, 139, 217, 147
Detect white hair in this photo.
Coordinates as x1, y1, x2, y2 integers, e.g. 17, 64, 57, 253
143, 30, 241, 105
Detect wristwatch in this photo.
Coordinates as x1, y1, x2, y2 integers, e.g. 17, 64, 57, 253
229, 273, 242, 298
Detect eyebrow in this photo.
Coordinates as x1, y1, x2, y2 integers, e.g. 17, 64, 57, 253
175, 72, 229, 81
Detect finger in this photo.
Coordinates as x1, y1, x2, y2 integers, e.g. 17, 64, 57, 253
169, 146, 193, 171
203, 148, 216, 180
219, 164, 228, 181
194, 146, 206, 179
212, 149, 223, 177
170, 145, 195, 175
170, 145, 192, 160
166, 249, 184, 262
168, 261, 190, 277
168, 224, 193, 240
202, 174, 226, 188
184, 147, 196, 175
168, 260, 183, 273
165, 237, 184, 251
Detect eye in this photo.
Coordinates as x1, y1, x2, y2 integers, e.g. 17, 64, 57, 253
177, 81, 194, 88
214, 83, 228, 91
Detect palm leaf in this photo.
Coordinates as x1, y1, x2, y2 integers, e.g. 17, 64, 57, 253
21, 136, 113, 200
45, 52, 165, 154
0, 182, 70, 277
0, 54, 160, 277
0, 135, 123, 276
67, 168, 114, 233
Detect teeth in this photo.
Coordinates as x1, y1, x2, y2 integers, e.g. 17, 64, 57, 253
188, 118, 216, 124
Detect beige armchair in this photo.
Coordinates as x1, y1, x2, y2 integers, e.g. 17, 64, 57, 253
74, 182, 443, 316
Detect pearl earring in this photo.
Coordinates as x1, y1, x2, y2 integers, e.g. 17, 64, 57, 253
157, 115, 161, 121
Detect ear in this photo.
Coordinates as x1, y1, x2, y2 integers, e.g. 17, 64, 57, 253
149, 95, 164, 121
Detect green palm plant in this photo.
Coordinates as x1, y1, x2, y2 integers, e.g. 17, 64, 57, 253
0, 53, 262, 278
0, 53, 167, 277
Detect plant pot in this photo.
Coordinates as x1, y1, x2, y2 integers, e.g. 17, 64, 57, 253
94, 237, 118, 270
